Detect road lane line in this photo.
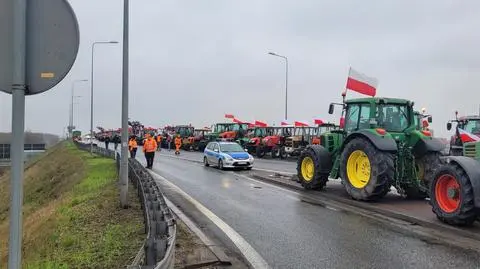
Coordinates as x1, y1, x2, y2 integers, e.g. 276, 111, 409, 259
148, 170, 271, 269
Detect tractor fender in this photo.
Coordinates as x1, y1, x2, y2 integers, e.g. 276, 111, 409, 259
412, 137, 446, 157
441, 155, 480, 207
305, 145, 333, 174
343, 130, 397, 152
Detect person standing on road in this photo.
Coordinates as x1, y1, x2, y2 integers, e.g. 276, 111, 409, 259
174, 134, 182, 155
114, 134, 120, 151
167, 135, 172, 151
104, 136, 110, 150
143, 133, 157, 169
156, 134, 162, 151
128, 136, 138, 158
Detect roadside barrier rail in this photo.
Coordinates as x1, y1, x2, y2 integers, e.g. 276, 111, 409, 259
73, 141, 176, 269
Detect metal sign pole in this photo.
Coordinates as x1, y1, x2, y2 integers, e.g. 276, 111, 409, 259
120, 0, 129, 207
8, 0, 27, 267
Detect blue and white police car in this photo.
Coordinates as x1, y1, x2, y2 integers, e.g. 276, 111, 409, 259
203, 141, 254, 170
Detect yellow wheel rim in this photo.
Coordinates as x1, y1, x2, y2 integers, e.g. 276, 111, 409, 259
301, 156, 315, 182
416, 161, 425, 181
346, 150, 371, 188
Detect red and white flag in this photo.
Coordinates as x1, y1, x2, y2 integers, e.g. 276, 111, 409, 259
225, 114, 234, 119
254, 120, 268, 127
294, 121, 310, 127
232, 117, 243, 124
345, 67, 378, 97
280, 120, 290, 126
314, 119, 324, 125
458, 128, 480, 143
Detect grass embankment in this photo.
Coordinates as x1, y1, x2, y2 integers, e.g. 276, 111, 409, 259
0, 142, 144, 268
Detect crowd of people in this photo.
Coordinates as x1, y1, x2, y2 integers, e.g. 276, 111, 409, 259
122, 132, 184, 169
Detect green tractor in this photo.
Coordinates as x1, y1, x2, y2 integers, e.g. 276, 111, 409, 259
297, 97, 445, 201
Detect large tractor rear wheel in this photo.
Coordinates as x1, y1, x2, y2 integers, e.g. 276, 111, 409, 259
340, 137, 394, 201
297, 146, 329, 190
256, 146, 266, 158
430, 163, 477, 226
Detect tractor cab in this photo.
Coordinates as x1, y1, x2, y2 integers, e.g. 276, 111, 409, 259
173, 125, 195, 150
312, 123, 338, 145
446, 113, 480, 156
245, 127, 278, 157
297, 97, 445, 201
283, 126, 317, 157
188, 128, 211, 151
213, 123, 249, 145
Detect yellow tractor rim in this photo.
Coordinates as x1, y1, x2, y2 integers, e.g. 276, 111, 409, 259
416, 161, 425, 181
301, 157, 315, 182
346, 150, 371, 188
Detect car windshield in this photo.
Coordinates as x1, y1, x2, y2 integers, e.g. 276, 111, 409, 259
220, 143, 244, 152
376, 104, 410, 132
459, 119, 480, 135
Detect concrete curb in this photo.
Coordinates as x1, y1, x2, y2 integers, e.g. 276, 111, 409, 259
250, 174, 480, 243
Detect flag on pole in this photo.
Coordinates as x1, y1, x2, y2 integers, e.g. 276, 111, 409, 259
294, 121, 310, 127
254, 120, 268, 127
314, 119, 324, 125
281, 120, 290, 126
232, 118, 243, 124
458, 128, 480, 143
345, 67, 378, 96
225, 114, 234, 119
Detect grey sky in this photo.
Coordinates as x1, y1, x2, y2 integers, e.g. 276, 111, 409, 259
0, 0, 479, 138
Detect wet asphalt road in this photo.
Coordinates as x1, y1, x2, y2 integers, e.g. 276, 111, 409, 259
158, 149, 297, 174
138, 152, 480, 269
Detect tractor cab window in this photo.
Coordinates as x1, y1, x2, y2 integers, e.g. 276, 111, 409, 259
461, 120, 480, 135
377, 104, 409, 132
254, 128, 266, 137
345, 104, 360, 132
283, 128, 292, 136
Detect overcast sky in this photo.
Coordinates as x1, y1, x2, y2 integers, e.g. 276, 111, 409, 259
0, 0, 479, 138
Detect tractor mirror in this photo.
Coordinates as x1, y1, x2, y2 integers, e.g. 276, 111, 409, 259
427, 116, 432, 123
447, 122, 452, 130
328, 104, 334, 114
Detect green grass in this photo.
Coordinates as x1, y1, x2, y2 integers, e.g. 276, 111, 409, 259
0, 142, 144, 269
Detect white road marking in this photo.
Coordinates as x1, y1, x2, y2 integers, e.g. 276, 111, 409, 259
148, 170, 271, 269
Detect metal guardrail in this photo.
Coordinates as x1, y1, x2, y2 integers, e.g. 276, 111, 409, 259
73, 141, 176, 269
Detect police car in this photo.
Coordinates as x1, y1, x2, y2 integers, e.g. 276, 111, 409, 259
203, 141, 254, 170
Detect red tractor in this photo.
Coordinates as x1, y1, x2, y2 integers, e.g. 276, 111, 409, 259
245, 127, 278, 158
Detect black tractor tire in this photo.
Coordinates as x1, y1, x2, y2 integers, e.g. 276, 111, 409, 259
405, 152, 443, 199
430, 163, 477, 226
203, 157, 209, 167
256, 146, 266, 158
271, 146, 280, 158
279, 146, 287, 159
296, 145, 329, 190
340, 137, 394, 201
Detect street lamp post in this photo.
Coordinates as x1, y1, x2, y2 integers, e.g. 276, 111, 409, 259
90, 41, 118, 154
268, 52, 288, 120
69, 79, 87, 138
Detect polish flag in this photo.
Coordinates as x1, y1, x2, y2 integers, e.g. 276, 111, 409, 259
314, 119, 324, 125
248, 123, 256, 128
458, 128, 480, 143
281, 120, 290, 126
225, 114, 234, 119
345, 67, 378, 97
255, 120, 268, 127
232, 118, 243, 124
294, 121, 310, 127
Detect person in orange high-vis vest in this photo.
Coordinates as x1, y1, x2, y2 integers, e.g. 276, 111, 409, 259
174, 134, 182, 155
156, 134, 162, 151
143, 133, 157, 169
128, 136, 138, 158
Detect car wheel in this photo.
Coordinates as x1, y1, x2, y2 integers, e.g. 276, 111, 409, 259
218, 159, 224, 170
204, 156, 209, 167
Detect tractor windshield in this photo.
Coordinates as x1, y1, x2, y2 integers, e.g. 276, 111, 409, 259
459, 120, 480, 135
254, 128, 266, 137
376, 104, 409, 132
216, 124, 232, 133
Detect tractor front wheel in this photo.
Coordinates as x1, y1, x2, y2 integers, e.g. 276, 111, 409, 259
340, 138, 394, 201
271, 146, 281, 158
256, 146, 266, 158
430, 163, 477, 226
297, 146, 329, 190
